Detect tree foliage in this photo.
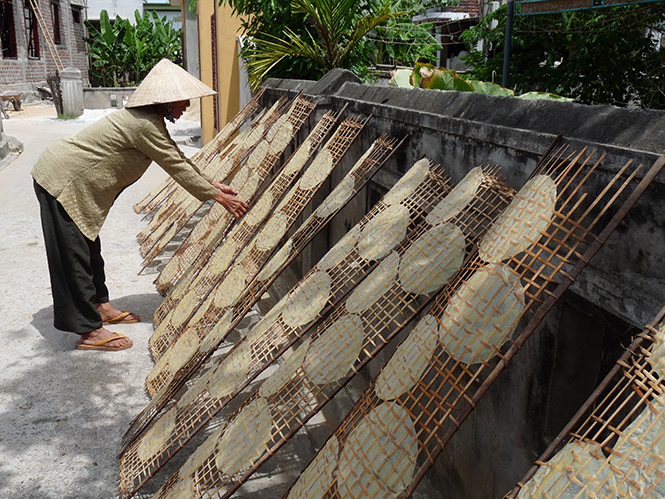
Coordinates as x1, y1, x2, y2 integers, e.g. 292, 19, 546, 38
367, 0, 441, 67
220, 0, 445, 87
461, 3, 665, 109
85, 10, 182, 87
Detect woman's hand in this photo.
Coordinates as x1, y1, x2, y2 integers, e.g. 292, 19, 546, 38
213, 183, 248, 219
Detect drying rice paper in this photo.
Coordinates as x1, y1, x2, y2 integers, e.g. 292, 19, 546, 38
426, 167, 483, 226
255, 213, 290, 252
212, 264, 247, 308
317, 225, 360, 271
147, 328, 201, 384
283, 143, 311, 176
316, 175, 356, 219
516, 440, 616, 499
198, 309, 234, 353
382, 158, 430, 207
479, 175, 556, 263
375, 315, 440, 401
303, 314, 364, 385
245, 193, 274, 227
178, 426, 224, 480
207, 341, 253, 400
337, 402, 418, 499
258, 339, 311, 398
281, 271, 332, 328
245, 140, 270, 170
398, 222, 465, 295
136, 404, 176, 461
257, 239, 293, 282
299, 150, 335, 191
440, 263, 525, 365
214, 398, 274, 477
269, 120, 294, 155
358, 204, 410, 261
286, 435, 339, 499
346, 252, 400, 315
611, 401, 665, 498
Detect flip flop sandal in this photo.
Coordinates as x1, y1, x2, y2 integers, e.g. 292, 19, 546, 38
103, 311, 141, 325
75, 332, 133, 351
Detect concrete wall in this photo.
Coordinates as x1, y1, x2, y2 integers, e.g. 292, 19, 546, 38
259, 70, 665, 499
83, 87, 136, 109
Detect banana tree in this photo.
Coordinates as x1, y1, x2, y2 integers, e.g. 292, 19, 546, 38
84, 10, 127, 87
243, 0, 407, 90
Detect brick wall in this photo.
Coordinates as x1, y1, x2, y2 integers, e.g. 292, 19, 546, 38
0, 0, 88, 86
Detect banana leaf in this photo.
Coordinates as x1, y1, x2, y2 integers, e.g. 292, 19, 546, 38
411, 62, 475, 92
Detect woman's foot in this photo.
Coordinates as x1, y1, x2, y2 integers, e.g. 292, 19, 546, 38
96, 302, 140, 324
76, 327, 133, 351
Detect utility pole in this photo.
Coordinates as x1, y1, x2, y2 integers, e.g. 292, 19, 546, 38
502, 0, 514, 88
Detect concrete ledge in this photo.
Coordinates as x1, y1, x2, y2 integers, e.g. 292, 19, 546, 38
83, 87, 137, 109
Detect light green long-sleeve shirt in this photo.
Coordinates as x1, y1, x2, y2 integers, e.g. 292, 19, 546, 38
31, 106, 219, 241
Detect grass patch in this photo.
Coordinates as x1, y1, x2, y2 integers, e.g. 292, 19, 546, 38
57, 113, 78, 120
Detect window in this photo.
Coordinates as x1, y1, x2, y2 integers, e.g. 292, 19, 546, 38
71, 7, 80, 23
24, 0, 39, 58
0, 0, 17, 58
51, 1, 60, 44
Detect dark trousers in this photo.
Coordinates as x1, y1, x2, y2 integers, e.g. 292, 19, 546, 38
34, 181, 109, 334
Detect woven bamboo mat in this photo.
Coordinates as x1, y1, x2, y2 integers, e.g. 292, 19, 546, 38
144, 115, 369, 390
278, 148, 664, 499
140, 95, 312, 271
150, 108, 340, 330
125, 162, 515, 499
147, 116, 371, 367
502, 299, 665, 497
133, 88, 265, 217
149, 114, 365, 347
120, 135, 402, 453
135, 97, 283, 253
147, 97, 309, 295
136, 92, 275, 246
150, 96, 310, 294
117, 156, 450, 498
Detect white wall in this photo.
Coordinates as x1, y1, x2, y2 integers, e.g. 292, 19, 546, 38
86, 0, 144, 20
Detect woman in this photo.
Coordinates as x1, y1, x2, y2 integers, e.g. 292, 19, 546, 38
32, 59, 248, 351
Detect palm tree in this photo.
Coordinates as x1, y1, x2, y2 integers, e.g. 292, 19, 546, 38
243, 0, 406, 90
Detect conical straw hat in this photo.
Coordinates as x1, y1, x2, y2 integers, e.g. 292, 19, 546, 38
125, 59, 216, 108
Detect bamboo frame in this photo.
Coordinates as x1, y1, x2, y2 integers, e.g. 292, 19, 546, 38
279, 150, 664, 499
145, 114, 370, 384
150, 96, 316, 294
150, 108, 342, 330
138, 95, 305, 268
133, 88, 265, 216
120, 135, 403, 453
130, 162, 516, 499
503, 296, 665, 498
118, 155, 452, 498
135, 98, 282, 249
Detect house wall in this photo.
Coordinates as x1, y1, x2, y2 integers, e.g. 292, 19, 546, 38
86, 0, 142, 20
258, 70, 665, 499
197, 2, 243, 145
0, 0, 87, 87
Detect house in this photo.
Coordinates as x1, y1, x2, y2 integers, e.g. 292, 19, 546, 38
187, 0, 245, 145
0, 0, 88, 89
413, 0, 484, 72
